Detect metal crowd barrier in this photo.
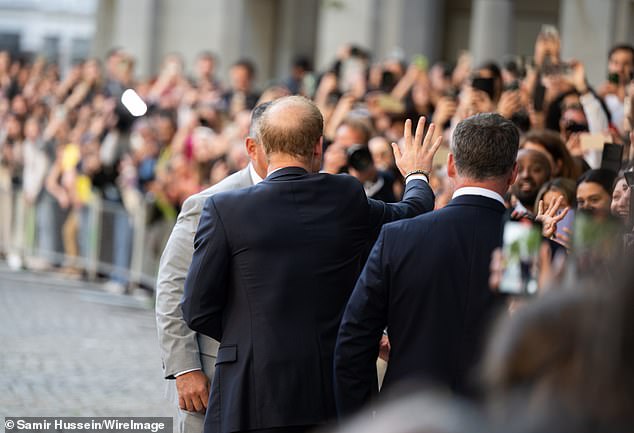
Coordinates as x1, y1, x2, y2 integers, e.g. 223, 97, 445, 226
0, 186, 174, 290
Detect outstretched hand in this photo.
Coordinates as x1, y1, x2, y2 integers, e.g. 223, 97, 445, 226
535, 196, 569, 239
392, 116, 443, 177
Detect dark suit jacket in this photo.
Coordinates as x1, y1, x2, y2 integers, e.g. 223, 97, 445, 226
334, 194, 507, 417
181, 167, 434, 433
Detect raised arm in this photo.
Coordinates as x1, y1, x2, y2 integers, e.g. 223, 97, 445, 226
368, 116, 440, 229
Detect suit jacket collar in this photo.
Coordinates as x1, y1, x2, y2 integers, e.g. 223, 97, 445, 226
445, 194, 507, 213
265, 166, 309, 181
238, 165, 255, 186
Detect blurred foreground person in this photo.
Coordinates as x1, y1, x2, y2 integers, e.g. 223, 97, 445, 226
156, 103, 269, 433
182, 96, 440, 433
483, 258, 634, 433
325, 391, 487, 433
334, 113, 519, 417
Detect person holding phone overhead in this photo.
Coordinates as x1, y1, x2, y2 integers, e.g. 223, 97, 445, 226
334, 113, 520, 417
599, 44, 634, 134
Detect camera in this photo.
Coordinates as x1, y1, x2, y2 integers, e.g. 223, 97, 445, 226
347, 145, 374, 173
471, 77, 496, 100
608, 72, 620, 85
504, 80, 520, 92
541, 59, 572, 77
564, 120, 589, 135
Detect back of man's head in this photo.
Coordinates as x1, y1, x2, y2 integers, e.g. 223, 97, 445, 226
248, 101, 272, 141
259, 95, 323, 163
451, 113, 519, 180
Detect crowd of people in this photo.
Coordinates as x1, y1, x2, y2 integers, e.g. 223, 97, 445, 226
0, 27, 633, 286
1, 23, 634, 433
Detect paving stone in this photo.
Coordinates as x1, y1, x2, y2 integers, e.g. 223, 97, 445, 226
0, 267, 176, 418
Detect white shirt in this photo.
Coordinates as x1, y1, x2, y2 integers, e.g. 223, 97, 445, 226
580, 91, 609, 133
249, 162, 263, 185
605, 94, 625, 134
452, 186, 505, 206
404, 173, 428, 184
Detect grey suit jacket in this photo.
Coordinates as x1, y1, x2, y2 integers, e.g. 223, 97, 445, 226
156, 167, 253, 380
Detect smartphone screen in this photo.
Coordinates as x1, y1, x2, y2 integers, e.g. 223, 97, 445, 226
533, 82, 546, 111
600, 142, 623, 173
411, 54, 428, 71
376, 94, 405, 113
340, 58, 365, 93
471, 77, 496, 100
499, 219, 542, 296
556, 209, 574, 240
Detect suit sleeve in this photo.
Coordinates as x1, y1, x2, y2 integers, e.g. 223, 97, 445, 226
155, 197, 205, 379
181, 196, 230, 342
334, 226, 390, 417
367, 179, 434, 233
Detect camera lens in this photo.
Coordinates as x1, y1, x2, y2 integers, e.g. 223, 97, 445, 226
347, 145, 373, 172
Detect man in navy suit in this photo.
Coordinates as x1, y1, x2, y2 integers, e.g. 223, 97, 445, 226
334, 113, 520, 417
181, 96, 442, 433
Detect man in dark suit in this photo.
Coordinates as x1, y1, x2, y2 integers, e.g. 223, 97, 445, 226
181, 95, 441, 433
156, 103, 270, 433
334, 113, 520, 417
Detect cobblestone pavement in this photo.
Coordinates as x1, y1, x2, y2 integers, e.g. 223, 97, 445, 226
0, 265, 176, 418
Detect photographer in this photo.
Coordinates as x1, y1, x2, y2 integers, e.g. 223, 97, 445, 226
544, 61, 610, 134
322, 116, 372, 174
598, 44, 634, 134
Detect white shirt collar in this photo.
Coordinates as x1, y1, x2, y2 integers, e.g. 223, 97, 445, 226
452, 186, 505, 205
363, 176, 385, 198
249, 163, 263, 185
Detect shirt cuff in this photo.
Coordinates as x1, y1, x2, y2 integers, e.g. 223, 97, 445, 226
405, 174, 429, 184
174, 368, 201, 377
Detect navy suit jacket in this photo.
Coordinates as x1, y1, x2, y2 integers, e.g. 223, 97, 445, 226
334, 194, 507, 417
181, 167, 434, 433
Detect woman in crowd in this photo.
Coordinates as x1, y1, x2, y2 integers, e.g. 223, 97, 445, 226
536, 177, 576, 210
521, 130, 581, 180
576, 169, 616, 218
611, 174, 631, 224
611, 174, 633, 250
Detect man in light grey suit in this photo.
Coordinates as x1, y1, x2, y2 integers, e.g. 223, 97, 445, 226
156, 103, 269, 432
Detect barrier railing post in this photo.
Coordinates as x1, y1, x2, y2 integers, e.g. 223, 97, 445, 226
129, 199, 147, 288
86, 195, 102, 281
